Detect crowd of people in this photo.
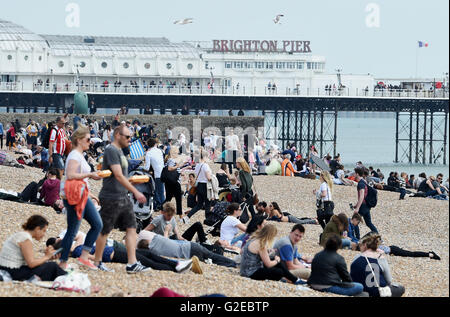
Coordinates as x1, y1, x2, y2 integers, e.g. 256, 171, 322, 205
258, 142, 449, 202
0, 113, 446, 297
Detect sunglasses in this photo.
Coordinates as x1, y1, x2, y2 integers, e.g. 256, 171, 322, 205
120, 133, 131, 140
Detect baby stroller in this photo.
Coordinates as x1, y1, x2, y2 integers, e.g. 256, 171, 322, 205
128, 164, 155, 234
204, 201, 230, 237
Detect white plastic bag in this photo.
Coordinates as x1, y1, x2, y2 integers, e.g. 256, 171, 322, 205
52, 272, 91, 294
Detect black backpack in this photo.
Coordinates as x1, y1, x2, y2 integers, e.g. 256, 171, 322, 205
42, 127, 57, 149
365, 184, 378, 208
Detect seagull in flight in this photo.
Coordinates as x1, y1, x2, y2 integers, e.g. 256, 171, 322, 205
273, 14, 284, 24
174, 18, 194, 25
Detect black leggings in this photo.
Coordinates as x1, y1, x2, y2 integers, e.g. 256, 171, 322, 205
165, 182, 183, 216
249, 261, 298, 283
111, 243, 177, 271
188, 183, 211, 218
20, 182, 39, 203
317, 201, 334, 229
0, 263, 67, 281
0, 134, 3, 149
389, 245, 430, 258
171, 222, 207, 243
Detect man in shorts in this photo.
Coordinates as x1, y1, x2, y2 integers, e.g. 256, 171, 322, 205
48, 116, 67, 179
93, 125, 150, 273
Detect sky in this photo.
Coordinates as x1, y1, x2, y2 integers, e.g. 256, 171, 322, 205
1, 0, 449, 79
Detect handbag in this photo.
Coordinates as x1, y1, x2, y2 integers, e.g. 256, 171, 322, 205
189, 163, 204, 195
316, 184, 333, 216
364, 256, 392, 297
52, 272, 92, 294
160, 161, 180, 185
64, 139, 72, 157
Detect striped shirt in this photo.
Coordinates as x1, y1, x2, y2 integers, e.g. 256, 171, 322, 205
49, 128, 66, 155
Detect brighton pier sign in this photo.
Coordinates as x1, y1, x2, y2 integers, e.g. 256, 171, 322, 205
212, 40, 311, 53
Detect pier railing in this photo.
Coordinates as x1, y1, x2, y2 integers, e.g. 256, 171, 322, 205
1, 82, 448, 99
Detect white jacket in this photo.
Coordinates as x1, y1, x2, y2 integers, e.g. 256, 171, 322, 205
207, 175, 220, 200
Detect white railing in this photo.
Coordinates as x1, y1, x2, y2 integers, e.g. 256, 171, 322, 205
0, 82, 448, 99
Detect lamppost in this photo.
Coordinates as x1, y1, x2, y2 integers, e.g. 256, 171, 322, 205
74, 64, 80, 92
444, 72, 449, 92
335, 68, 343, 96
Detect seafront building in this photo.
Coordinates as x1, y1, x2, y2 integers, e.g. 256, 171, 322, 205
1, 18, 447, 99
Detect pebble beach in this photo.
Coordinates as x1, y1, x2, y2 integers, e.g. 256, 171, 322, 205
0, 152, 448, 298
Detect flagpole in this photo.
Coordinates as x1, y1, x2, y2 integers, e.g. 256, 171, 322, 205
415, 43, 419, 78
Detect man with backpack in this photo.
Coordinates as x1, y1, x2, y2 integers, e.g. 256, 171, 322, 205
48, 117, 68, 179
352, 167, 379, 234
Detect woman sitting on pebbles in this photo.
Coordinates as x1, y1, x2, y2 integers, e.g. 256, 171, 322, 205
240, 224, 304, 285
265, 202, 318, 225
320, 213, 356, 250
0, 215, 67, 281
216, 163, 232, 188
307, 234, 365, 296
350, 233, 405, 297
218, 203, 247, 252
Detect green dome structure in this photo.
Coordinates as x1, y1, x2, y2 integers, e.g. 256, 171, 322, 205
74, 92, 89, 114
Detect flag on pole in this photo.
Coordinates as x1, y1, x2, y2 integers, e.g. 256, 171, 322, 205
129, 139, 145, 160
418, 41, 429, 48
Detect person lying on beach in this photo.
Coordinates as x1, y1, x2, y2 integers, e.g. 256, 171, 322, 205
0, 215, 67, 281
137, 230, 237, 269
348, 219, 441, 260
22, 168, 62, 208
263, 202, 319, 225
47, 230, 193, 273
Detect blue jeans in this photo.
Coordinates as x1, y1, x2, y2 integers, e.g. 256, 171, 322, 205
322, 283, 364, 296
359, 204, 378, 233
60, 198, 103, 262
154, 178, 166, 210
231, 233, 246, 246
425, 190, 438, 197
399, 188, 406, 199
341, 238, 352, 249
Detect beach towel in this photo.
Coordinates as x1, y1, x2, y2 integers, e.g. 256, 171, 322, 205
129, 140, 145, 160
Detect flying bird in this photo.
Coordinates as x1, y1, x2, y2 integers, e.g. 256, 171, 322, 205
273, 14, 284, 24
174, 18, 194, 25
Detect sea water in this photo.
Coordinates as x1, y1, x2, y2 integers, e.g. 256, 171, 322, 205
337, 112, 449, 179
